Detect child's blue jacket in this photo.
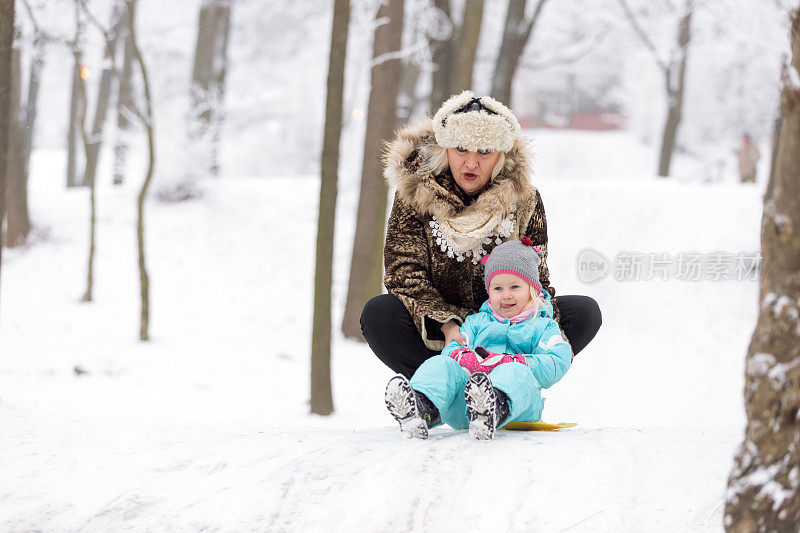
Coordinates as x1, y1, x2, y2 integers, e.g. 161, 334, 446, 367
440, 290, 572, 389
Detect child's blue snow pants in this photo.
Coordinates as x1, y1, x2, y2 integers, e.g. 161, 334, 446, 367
409, 355, 543, 429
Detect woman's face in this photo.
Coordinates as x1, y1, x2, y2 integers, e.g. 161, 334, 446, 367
446, 147, 501, 196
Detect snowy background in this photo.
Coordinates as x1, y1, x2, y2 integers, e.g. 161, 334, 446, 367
0, 0, 793, 531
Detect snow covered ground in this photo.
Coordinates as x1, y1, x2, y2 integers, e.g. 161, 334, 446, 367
0, 130, 768, 531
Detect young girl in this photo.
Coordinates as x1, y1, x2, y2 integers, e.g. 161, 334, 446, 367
384, 237, 573, 440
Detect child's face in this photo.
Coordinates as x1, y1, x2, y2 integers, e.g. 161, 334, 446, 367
488, 273, 531, 318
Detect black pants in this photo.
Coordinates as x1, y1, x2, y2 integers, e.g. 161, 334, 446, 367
361, 294, 602, 378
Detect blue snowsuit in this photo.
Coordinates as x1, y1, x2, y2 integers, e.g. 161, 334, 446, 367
410, 290, 572, 429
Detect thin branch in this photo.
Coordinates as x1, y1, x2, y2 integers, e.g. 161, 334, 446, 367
22, 0, 71, 47
524, 0, 548, 36
126, 1, 153, 147
21, 0, 42, 37
126, 0, 156, 342
661, 0, 677, 14
79, 0, 112, 43
616, 0, 668, 71
370, 39, 427, 67
79, 0, 124, 59
520, 24, 613, 70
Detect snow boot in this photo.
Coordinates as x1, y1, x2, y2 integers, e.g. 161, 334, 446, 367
464, 373, 510, 440
385, 374, 440, 439
494, 388, 511, 425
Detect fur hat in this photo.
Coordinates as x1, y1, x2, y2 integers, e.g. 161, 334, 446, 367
432, 90, 522, 152
480, 237, 544, 291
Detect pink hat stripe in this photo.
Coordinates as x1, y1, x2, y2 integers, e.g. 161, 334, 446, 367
486, 269, 542, 292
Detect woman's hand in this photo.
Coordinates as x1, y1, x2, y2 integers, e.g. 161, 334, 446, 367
441, 319, 467, 347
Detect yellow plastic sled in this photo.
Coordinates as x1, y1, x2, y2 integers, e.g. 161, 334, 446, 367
502, 421, 577, 431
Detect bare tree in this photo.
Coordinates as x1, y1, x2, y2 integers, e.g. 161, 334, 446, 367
0, 0, 14, 321
181, 0, 231, 195
428, 0, 486, 108
341, 0, 405, 340
81, 0, 125, 189
66, 4, 85, 188
429, 0, 453, 110
451, 0, 484, 93
311, 0, 351, 416
395, 58, 421, 127
766, 58, 785, 202
76, 2, 126, 301
20, 0, 45, 180
491, 0, 548, 106
4, 44, 30, 247
124, 0, 156, 341
618, 0, 694, 177
725, 8, 800, 530
113, 3, 133, 186
4, 0, 54, 248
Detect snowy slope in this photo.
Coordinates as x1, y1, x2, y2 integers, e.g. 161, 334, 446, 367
0, 130, 766, 531
1, 415, 736, 532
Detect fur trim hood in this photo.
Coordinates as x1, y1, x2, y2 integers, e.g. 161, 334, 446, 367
383, 119, 536, 220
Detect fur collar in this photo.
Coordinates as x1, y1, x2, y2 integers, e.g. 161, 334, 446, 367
383, 119, 536, 219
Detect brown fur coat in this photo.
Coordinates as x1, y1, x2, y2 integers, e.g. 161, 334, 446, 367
382, 120, 564, 350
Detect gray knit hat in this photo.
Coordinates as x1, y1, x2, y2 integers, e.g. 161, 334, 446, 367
481, 237, 545, 291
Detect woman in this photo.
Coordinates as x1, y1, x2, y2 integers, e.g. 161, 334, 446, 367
361, 90, 602, 378
737, 133, 760, 183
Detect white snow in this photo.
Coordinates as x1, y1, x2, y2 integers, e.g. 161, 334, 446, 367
748, 353, 777, 378
0, 129, 766, 530
730, 458, 795, 513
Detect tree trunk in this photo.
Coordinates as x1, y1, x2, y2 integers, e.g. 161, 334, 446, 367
6, 25, 45, 248
724, 9, 800, 530
657, 8, 691, 178
84, 2, 124, 188
491, 0, 547, 106
77, 15, 95, 302
0, 0, 14, 312
186, 0, 231, 184
126, 0, 156, 341
765, 113, 782, 202
429, 0, 454, 110
340, 0, 405, 340
22, 35, 44, 169
310, 0, 351, 417
395, 59, 420, 127
66, 8, 84, 188
5, 47, 30, 247
451, 0, 484, 93
113, 4, 133, 186
657, 84, 680, 178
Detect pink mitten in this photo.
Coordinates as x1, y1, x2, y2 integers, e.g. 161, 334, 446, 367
450, 348, 493, 374
475, 347, 526, 372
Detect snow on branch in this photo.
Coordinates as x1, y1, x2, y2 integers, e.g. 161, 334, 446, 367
520, 23, 612, 71
788, 65, 800, 89
791, 7, 800, 83
419, 2, 452, 42
370, 39, 428, 68
616, 0, 668, 71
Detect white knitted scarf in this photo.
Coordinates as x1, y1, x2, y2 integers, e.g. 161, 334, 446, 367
429, 210, 515, 264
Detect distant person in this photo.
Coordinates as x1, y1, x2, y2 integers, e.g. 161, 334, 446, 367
384, 239, 572, 440
737, 133, 761, 183
360, 91, 602, 384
